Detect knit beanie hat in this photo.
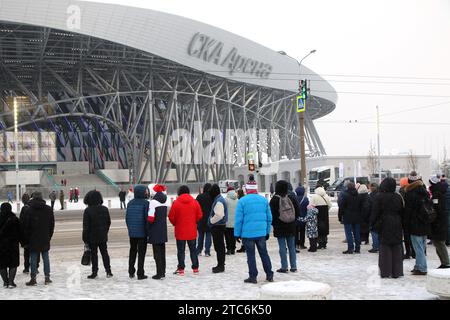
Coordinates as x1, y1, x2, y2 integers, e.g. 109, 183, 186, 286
429, 175, 440, 185
408, 171, 421, 183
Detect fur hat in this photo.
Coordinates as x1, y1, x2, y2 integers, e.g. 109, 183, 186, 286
408, 171, 421, 182
429, 175, 440, 185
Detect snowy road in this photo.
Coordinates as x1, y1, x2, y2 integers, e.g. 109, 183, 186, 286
0, 204, 442, 300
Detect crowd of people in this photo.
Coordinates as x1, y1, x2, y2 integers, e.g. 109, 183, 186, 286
0, 171, 449, 288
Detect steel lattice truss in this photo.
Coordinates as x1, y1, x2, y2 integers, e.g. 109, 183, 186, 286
0, 22, 334, 183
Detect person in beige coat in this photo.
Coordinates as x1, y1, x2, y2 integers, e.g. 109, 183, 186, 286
310, 186, 332, 249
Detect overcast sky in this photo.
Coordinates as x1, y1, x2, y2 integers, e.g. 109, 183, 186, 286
81, 0, 450, 162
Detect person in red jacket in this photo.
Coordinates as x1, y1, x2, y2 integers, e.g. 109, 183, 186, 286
168, 185, 202, 276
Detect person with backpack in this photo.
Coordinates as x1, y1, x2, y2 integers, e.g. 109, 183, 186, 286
270, 180, 300, 272
295, 186, 309, 251
298, 204, 319, 252
169, 186, 202, 276
310, 186, 332, 249
404, 171, 431, 275
0, 203, 20, 288
338, 182, 362, 254
147, 184, 170, 279
82, 190, 113, 279
125, 185, 150, 280
208, 184, 228, 273
370, 177, 405, 278
196, 183, 213, 257
428, 176, 450, 268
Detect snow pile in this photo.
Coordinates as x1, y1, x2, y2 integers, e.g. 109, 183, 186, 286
260, 280, 331, 300
426, 269, 450, 300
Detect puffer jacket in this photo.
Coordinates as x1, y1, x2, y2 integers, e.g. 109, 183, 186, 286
125, 185, 149, 238
429, 182, 448, 241
234, 194, 272, 239
82, 205, 111, 244
225, 190, 238, 228
404, 180, 431, 236
168, 193, 202, 240
310, 187, 332, 236
26, 199, 55, 252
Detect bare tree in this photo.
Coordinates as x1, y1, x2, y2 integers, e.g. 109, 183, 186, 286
407, 149, 418, 172
366, 142, 378, 175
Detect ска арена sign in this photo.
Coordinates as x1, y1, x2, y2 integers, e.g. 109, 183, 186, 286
187, 32, 273, 79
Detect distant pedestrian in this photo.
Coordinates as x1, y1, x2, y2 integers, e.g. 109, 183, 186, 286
310, 186, 332, 249
234, 183, 273, 284
0, 203, 20, 288
428, 176, 450, 269
147, 184, 169, 280
295, 185, 309, 250
371, 177, 405, 278
270, 180, 300, 272
49, 191, 57, 211
338, 182, 362, 254
169, 185, 202, 276
196, 183, 213, 257
119, 188, 127, 210
208, 184, 228, 273
59, 190, 64, 210
69, 188, 73, 203
60, 179, 64, 186
225, 187, 238, 255
25, 192, 54, 286
125, 185, 150, 280
74, 188, 79, 203
298, 204, 319, 252
7, 191, 13, 204
64, 179, 67, 187
82, 190, 113, 279
245, 174, 258, 194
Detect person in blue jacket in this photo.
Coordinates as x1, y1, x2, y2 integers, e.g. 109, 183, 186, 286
234, 185, 273, 284
295, 186, 309, 250
125, 185, 149, 280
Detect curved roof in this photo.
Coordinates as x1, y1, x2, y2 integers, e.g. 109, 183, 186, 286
0, 0, 337, 106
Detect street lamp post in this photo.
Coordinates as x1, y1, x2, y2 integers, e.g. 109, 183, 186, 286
13, 97, 20, 211
278, 50, 316, 188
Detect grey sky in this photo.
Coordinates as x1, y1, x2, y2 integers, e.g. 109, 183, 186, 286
81, 0, 450, 161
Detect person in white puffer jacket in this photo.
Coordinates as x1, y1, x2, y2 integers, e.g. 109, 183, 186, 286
310, 186, 332, 249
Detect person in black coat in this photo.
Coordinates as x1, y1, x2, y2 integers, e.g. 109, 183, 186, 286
82, 190, 112, 279
428, 176, 450, 268
0, 203, 20, 288
357, 184, 371, 245
270, 180, 300, 272
25, 192, 55, 286
370, 178, 405, 278
404, 172, 431, 275
338, 182, 363, 254
195, 183, 213, 256
147, 184, 169, 280
119, 188, 127, 210
368, 183, 381, 253
19, 193, 40, 274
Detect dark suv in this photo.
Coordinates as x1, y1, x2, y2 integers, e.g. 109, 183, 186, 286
326, 177, 370, 197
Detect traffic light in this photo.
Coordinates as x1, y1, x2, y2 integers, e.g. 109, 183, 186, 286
248, 159, 255, 172
300, 79, 308, 101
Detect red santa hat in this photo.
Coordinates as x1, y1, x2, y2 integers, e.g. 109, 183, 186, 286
148, 183, 167, 196
226, 186, 235, 192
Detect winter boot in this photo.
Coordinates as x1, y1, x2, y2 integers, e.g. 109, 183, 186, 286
8, 268, 17, 288
342, 250, 354, 254
26, 277, 37, 286
152, 274, 165, 280
137, 275, 148, 280
45, 276, 52, 285
244, 277, 257, 284
106, 271, 113, 278
87, 272, 98, 279
212, 265, 225, 273
173, 268, 185, 276
0, 269, 9, 288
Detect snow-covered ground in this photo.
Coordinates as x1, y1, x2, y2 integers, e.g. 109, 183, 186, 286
0, 216, 443, 300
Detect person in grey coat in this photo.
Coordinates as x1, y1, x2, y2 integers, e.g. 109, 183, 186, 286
225, 187, 238, 255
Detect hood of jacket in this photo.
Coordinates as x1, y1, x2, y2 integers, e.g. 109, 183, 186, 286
275, 180, 289, 196
357, 184, 369, 194
287, 182, 294, 192
133, 185, 148, 199
380, 177, 397, 193
153, 191, 167, 204
227, 190, 237, 200
314, 186, 326, 196
29, 198, 47, 209
346, 187, 358, 197
295, 186, 305, 197
177, 193, 194, 204
405, 180, 423, 193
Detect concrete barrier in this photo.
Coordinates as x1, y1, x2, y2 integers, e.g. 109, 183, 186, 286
426, 269, 450, 300
259, 280, 331, 300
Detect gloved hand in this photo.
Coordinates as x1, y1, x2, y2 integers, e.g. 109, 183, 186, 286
236, 237, 241, 243
266, 234, 270, 241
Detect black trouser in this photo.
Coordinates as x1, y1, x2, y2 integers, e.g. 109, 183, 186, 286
23, 247, 40, 271
50, 201, 55, 210
129, 238, 147, 277
309, 238, 318, 251
152, 243, 166, 276
297, 223, 306, 247
318, 235, 328, 248
176, 240, 198, 270
224, 228, 236, 252
120, 201, 126, 209
379, 244, 403, 278
0, 268, 17, 286
211, 225, 226, 268
403, 232, 416, 257
90, 242, 111, 274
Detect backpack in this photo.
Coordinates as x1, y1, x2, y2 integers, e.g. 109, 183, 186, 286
420, 197, 437, 224
275, 195, 295, 223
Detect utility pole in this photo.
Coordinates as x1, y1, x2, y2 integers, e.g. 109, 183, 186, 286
13, 96, 20, 211
376, 105, 382, 184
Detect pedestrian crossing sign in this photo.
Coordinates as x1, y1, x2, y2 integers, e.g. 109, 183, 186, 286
296, 96, 305, 113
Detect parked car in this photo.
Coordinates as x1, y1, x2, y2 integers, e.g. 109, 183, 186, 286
326, 176, 370, 197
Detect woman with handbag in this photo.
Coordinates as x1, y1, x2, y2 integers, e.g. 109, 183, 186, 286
82, 190, 112, 279
370, 177, 405, 278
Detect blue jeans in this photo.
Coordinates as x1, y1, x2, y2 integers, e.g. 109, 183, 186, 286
371, 231, 380, 250
411, 235, 427, 272
176, 240, 199, 270
196, 228, 212, 255
277, 236, 297, 270
243, 237, 273, 280
344, 224, 361, 251
31, 251, 50, 278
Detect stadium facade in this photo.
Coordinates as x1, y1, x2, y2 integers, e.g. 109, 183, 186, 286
0, 0, 337, 183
